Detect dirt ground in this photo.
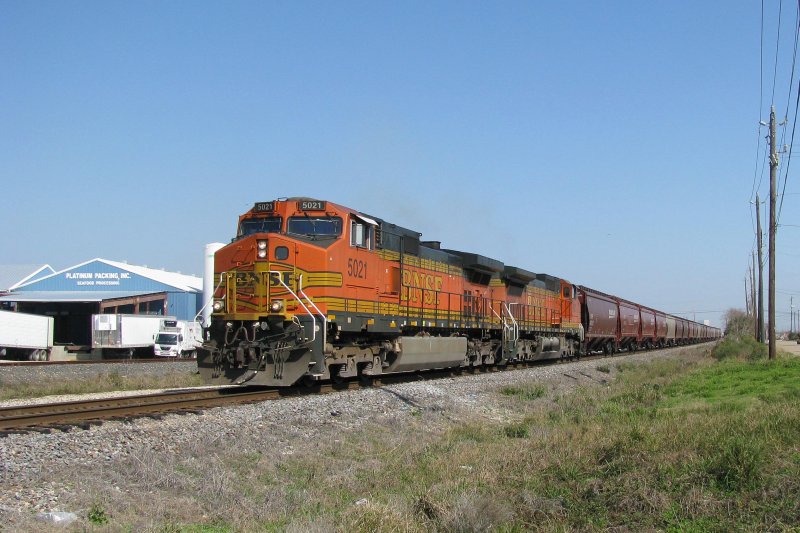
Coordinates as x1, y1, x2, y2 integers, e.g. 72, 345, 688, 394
777, 339, 800, 356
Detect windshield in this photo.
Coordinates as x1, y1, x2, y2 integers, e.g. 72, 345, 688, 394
156, 333, 178, 345
287, 216, 342, 238
239, 217, 282, 237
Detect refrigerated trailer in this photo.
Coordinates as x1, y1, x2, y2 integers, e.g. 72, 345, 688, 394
91, 314, 173, 358
0, 310, 54, 361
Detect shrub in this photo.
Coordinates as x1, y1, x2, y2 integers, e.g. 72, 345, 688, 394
88, 503, 110, 525
711, 336, 767, 362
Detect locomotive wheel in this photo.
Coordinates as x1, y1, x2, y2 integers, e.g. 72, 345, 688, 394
358, 362, 375, 386
301, 375, 320, 390
330, 364, 346, 385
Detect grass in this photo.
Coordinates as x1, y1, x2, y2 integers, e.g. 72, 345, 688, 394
499, 383, 546, 400
663, 357, 800, 409
711, 334, 768, 361
9, 340, 800, 532
0, 371, 205, 400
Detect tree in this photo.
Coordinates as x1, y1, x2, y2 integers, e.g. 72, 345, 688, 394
724, 308, 754, 338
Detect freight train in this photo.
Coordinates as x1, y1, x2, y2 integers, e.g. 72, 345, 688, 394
197, 198, 720, 386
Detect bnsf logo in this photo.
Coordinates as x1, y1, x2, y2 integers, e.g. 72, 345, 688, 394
268, 271, 293, 289
231, 272, 294, 289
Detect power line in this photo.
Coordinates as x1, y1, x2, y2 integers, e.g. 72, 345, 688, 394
782, 0, 800, 124
777, 0, 800, 224
778, 1, 800, 152
771, 0, 784, 105
752, 0, 767, 206
778, 84, 800, 224
669, 311, 725, 315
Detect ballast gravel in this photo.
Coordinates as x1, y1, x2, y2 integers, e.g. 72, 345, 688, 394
0, 360, 197, 385
0, 346, 707, 528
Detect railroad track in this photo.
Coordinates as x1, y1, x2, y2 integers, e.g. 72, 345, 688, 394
0, 364, 509, 434
0, 386, 284, 434
0, 344, 715, 434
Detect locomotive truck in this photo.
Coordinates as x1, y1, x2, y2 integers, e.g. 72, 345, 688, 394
198, 198, 719, 387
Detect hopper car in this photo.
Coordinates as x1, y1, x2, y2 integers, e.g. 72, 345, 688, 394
198, 198, 720, 387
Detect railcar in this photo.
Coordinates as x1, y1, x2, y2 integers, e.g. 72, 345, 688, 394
198, 198, 721, 387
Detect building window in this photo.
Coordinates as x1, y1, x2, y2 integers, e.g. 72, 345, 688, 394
138, 300, 164, 315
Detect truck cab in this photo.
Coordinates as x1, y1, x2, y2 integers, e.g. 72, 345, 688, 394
154, 319, 203, 358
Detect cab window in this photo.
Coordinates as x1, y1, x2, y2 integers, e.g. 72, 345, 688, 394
239, 217, 282, 237
287, 216, 342, 238
350, 219, 373, 249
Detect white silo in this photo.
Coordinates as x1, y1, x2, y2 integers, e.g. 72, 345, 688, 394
202, 242, 225, 327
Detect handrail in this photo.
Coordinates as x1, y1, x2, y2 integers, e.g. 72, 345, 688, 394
270, 271, 317, 345
297, 274, 327, 346
194, 271, 227, 324
504, 303, 519, 343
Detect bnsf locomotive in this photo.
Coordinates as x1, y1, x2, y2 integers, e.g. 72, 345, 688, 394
197, 198, 719, 386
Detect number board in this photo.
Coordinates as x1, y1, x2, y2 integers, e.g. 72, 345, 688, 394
298, 200, 327, 211
253, 202, 275, 212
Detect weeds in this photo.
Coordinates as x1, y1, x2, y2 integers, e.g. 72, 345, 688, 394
711, 335, 768, 361
503, 422, 530, 439
87, 503, 109, 525
0, 371, 205, 401
704, 434, 764, 492
499, 383, 546, 400
15, 344, 799, 532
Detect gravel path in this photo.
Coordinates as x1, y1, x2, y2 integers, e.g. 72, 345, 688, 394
0, 345, 710, 530
0, 360, 197, 385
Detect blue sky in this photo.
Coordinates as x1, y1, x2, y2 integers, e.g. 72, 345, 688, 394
1, 1, 796, 329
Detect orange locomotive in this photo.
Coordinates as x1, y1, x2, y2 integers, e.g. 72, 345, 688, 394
198, 198, 584, 386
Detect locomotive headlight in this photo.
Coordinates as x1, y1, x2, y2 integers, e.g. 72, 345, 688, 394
212, 300, 224, 312
256, 240, 268, 259
270, 299, 284, 313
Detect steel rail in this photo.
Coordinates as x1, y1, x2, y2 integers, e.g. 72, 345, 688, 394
0, 387, 280, 432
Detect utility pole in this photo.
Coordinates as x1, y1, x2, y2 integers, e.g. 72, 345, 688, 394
792, 297, 795, 336
768, 106, 778, 359
756, 194, 764, 343
751, 252, 757, 318
745, 277, 751, 315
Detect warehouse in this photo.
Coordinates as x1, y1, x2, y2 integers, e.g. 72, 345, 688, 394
0, 259, 202, 347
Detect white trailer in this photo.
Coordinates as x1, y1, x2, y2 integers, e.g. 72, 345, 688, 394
154, 319, 203, 358
0, 310, 54, 361
92, 314, 173, 358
